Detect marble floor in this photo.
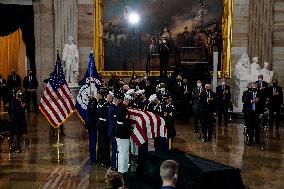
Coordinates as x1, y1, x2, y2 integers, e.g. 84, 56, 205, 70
0, 112, 284, 189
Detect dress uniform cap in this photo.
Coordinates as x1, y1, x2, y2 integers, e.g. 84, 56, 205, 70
149, 94, 158, 102
109, 91, 114, 97
124, 94, 133, 101
135, 89, 145, 95
126, 89, 135, 95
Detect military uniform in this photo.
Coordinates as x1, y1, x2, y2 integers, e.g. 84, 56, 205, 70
108, 102, 118, 170
96, 98, 110, 166
115, 102, 132, 173
86, 97, 98, 164
147, 101, 167, 152
163, 101, 176, 150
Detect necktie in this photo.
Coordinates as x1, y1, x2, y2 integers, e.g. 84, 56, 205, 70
222, 85, 224, 91
260, 82, 262, 88
29, 76, 32, 88
252, 92, 256, 110
273, 87, 276, 93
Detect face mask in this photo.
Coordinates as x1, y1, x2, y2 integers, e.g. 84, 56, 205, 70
29, 73, 33, 76
258, 78, 263, 82
197, 83, 202, 87
206, 89, 211, 92
252, 88, 257, 91
273, 83, 277, 86
221, 82, 225, 85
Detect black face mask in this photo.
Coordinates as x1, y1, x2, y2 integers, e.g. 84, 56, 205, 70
206, 89, 211, 92
273, 83, 277, 86
252, 88, 257, 92
29, 73, 33, 76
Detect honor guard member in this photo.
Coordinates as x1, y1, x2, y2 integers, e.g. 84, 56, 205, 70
163, 94, 176, 150
268, 79, 283, 129
125, 89, 136, 108
96, 91, 111, 167
147, 94, 167, 152
216, 77, 231, 126
86, 93, 98, 164
192, 80, 204, 133
108, 92, 122, 170
200, 84, 216, 142
115, 94, 133, 173
134, 89, 148, 110
243, 82, 262, 145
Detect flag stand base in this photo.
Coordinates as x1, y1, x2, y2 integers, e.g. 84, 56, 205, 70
53, 127, 63, 148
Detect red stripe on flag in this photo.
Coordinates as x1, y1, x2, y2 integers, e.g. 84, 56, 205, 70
144, 110, 155, 138
45, 87, 66, 117
129, 111, 147, 141
156, 113, 161, 137
41, 95, 62, 124
130, 126, 142, 146
61, 86, 75, 110
39, 104, 57, 126
54, 90, 71, 115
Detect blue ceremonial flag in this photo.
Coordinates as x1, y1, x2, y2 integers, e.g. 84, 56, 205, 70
75, 51, 101, 122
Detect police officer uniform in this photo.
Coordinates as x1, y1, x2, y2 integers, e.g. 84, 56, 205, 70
96, 96, 111, 166
86, 96, 98, 164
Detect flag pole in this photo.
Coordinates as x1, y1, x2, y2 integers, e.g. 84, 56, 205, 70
89, 49, 93, 96
53, 48, 63, 148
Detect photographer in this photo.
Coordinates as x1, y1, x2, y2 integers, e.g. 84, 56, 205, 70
10, 88, 27, 153
158, 37, 170, 78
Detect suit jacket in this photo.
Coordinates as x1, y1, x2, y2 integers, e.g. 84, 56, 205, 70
192, 87, 204, 111
268, 85, 283, 109
0, 78, 7, 94
23, 76, 38, 90
216, 84, 231, 104
200, 91, 217, 113
243, 90, 262, 112
7, 74, 21, 89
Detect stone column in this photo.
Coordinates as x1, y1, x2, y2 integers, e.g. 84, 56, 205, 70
54, 0, 78, 55
248, 0, 274, 66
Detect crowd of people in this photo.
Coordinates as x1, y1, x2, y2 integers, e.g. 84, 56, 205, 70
242, 75, 283, 145
0, 69, 39, 153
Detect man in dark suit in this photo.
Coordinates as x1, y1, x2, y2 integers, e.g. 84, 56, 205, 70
0, 73, 8, 111
244, 82, 262, 145
7, 69, 21, 96
200, 84, 216, 142
192, 80, 204, 133
181, 78, 191, 123
216, 77, 231, 126
23, 70, 38, 112
268, 79, 283, 129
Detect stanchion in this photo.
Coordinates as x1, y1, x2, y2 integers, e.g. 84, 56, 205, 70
53, 127, 63, 148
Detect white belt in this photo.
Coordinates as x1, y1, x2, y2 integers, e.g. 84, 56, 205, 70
117, 121, 123, 125
99, 118, 107, 122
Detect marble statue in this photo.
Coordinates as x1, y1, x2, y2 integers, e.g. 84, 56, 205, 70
62, 36, 79, 85
260, 62, 274, 83
250, 57, 261, 81
234, 53, 251, 81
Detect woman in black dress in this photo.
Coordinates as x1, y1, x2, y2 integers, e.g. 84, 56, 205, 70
10, 88, 27, 152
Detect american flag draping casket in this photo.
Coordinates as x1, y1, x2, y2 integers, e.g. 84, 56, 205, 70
128, 108, 167, 147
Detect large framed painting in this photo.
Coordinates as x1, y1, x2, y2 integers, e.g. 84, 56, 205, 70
94, 0, 232, 77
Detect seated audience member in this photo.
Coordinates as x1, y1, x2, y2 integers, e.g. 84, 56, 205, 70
160, 160, 179, 189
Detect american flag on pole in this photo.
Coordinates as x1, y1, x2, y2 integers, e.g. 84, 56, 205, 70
128, 108, 167, 147
39, 52, 76, 128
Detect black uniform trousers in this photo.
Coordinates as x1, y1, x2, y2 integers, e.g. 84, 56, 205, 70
269, 106, 281, 129
247, 110, 260, 144
97, 120, 110, 166
159, 57, 169, 77
201, 111, 214, 141
218, 102, 229, 125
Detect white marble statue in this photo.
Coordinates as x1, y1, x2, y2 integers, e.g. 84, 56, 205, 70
250, 57, 261, 81
62, 36, 79, 85
234, 53, 251, 81
260, 62, 274, 83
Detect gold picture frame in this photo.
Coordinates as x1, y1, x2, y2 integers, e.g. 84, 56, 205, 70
94, 0, 233, 78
